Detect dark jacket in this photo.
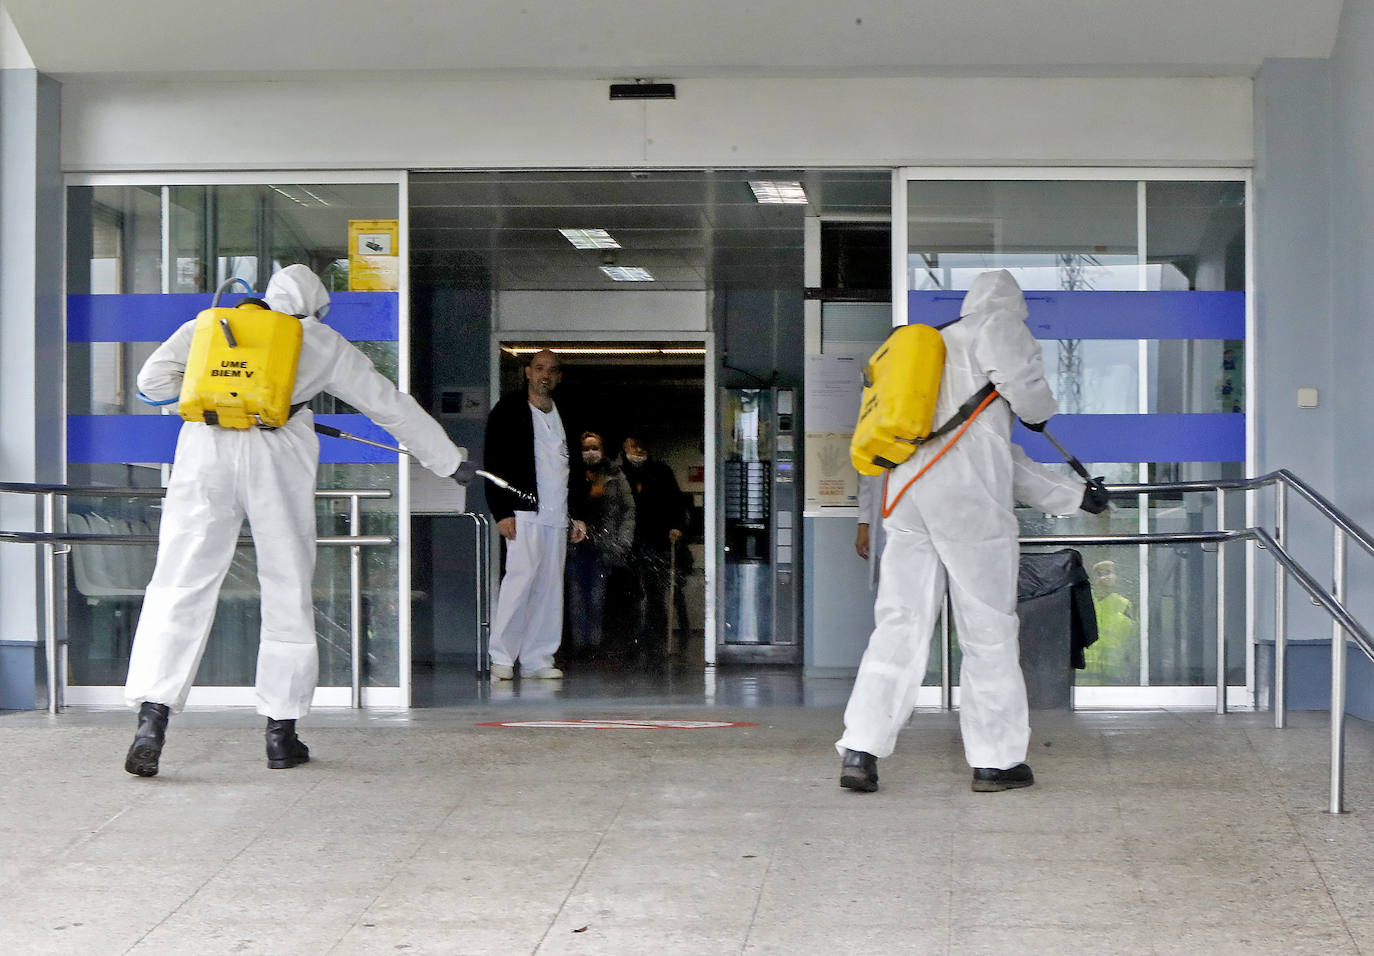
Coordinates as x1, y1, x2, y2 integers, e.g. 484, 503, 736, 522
621, 456, 688, 551
483, 389, 582, 523
570, 460, 636, 567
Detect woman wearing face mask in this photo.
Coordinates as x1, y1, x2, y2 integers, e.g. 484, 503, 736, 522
564, 431, 636, 660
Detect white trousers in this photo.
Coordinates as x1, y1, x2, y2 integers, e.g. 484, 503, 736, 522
124, 419, 320, 719
489, 517, 567, 671
836, 471, 1029, 770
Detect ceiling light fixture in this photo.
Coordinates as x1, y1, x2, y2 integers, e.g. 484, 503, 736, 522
558, 228, 621, 250
600, 265, 655, 282
502, 346, 706, 357
748, 180, 808, 204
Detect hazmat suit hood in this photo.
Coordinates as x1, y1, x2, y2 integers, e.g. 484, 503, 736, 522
958, 269, 1028, 323
264, 264, 331, 320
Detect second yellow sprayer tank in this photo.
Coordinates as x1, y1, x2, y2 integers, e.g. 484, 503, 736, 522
849, 323, 946, 476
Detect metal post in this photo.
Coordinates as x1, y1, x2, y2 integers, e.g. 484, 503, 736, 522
1329, 528, 1347, 814
42, 492, 60, 714
481, 514, 493, 675
940, 592, 953, 710
462, 512, 493, 677
1216, 488, 1227, 715
349, 494, 363, 709
1274, 482, 1288, 729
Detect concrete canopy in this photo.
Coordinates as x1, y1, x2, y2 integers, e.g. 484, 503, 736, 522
5, 0, 1344, 78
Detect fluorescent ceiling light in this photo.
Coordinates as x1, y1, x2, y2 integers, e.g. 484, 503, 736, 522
558, 228, 621, 249
268, 184, 331, 207
748, 181, 808, 204
600, 266, 654, 282
503, 346, 705, 356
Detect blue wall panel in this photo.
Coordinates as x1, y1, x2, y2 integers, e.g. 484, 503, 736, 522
67, 414, 400, 464
1014, 414, 1244, 464
909, 289, 1244, 340
67, 292, 399, 343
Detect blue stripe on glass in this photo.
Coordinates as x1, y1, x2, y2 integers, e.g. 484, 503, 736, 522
1014, 414, 1244, 463
67, 292, 399, 343
67, 414, 404, 464
909, 290, 1244, 340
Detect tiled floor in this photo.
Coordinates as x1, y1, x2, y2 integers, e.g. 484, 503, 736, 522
3, 667, 1372, 955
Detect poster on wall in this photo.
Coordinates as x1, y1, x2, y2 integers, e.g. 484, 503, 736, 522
803, 351, 867, 510
348, 219, 399, 291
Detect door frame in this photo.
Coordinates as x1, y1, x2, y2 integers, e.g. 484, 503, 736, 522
893, 165, 1255, 708
488, 329, 718, 665
62, 169, 412, 709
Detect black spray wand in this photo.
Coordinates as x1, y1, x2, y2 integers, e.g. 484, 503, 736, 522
1040, 425, 1114, 510
313, 422, 537, 509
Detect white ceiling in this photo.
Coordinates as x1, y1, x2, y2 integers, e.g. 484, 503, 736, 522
7, 0, 1345, 78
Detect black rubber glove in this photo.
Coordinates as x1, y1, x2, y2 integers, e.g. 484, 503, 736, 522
1080, 477, 1111, 515
1021, 419, 1047, 432
452, 461, 478, 486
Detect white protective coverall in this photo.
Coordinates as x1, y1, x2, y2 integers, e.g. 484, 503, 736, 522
858, 445, 1085, 590
836, 270, 1060, 770
125, 265, 462, 718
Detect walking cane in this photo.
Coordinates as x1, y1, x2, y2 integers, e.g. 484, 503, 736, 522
665, 541, 678, 659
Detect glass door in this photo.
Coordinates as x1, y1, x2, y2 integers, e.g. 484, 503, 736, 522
64, 173, 411, 707
895, 169, 1250, 705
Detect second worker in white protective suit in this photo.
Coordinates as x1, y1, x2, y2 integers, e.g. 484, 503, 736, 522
836, 269, 1108, 794
123, 264, 465, 777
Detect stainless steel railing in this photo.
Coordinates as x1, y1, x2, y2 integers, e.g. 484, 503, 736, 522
1002, 467, 1374, 813
0, 481, 393, 714
452, 512, 494, 677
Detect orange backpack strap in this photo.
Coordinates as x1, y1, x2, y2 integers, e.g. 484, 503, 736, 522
882, 388, 1001, 518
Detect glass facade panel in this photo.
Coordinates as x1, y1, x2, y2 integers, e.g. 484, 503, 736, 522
906, 177, 1246, 691
65, 182, 403, 693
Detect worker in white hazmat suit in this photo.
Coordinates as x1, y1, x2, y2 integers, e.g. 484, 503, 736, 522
857, 444, 1099, 588
836, 269, 1108, 793
124, 264, 464, 777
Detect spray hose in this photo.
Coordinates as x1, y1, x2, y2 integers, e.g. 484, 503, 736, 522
311, 422, 537, 509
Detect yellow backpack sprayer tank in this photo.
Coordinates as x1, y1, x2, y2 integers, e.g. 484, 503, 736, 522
179, 292, 303, 429
850, 323, 946, 476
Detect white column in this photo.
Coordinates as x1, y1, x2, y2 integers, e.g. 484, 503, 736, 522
0, 65, 64, 687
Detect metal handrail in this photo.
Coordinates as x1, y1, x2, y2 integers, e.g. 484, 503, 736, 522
0, 481, 393, 501
1007, 468, 1374, 814
0, 481, 395, 714
1111, 468, 1374, 559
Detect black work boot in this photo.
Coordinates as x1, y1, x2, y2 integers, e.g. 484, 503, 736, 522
265, 718, 310, 770
839, 748, 879, 792
124, 702, 171, 777
971, 762, 1034, 792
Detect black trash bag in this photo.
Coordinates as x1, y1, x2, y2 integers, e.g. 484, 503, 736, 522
1017, 549, 1100, 710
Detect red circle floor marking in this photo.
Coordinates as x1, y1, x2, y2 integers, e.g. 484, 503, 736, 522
475, 718, 759, 730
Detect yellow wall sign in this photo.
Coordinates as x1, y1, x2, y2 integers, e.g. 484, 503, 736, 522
348, 219, 399, 291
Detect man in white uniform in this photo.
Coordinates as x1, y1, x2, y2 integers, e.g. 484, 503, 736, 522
483, 350, 587, 680
836, 270, 1100, 794
124, 265, 465, 777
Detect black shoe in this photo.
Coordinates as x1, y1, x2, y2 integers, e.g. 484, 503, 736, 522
265, 718, 310, 770
971, 763, 1034, 792
124, 702, 171, 777
839, 749, 879, 792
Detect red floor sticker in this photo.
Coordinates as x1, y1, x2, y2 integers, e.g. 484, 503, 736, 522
476, 718, 758, 730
